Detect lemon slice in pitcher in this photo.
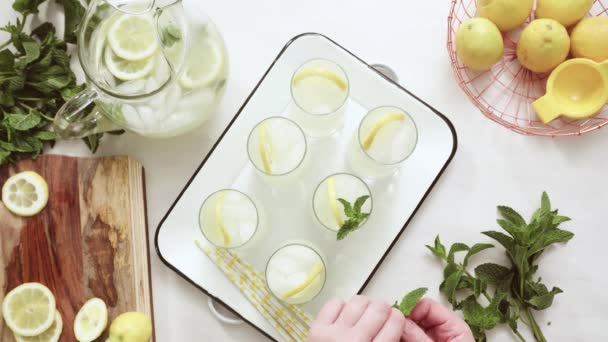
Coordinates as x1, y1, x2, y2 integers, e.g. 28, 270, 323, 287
362, 112, 406, 151
327, 177, 344, 227
73, 298, 108, 342
2, 171, 49, 217
104, 46, 156, 81
179, 39, 224, 89
2, 283, 57, 337
281, 262, 324, 300
108, 14, 158, 61
14, 310, 63, 342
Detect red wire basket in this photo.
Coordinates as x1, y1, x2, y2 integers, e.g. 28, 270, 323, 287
448, 0, 608, 137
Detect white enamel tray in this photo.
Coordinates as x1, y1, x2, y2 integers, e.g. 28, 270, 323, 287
155, 33, 457, 341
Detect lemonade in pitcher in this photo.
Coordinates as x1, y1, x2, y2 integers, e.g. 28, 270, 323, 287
55, 0, 229, 138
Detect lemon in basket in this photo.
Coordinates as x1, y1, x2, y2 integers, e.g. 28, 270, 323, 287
517, 19, 570, 73
455, 18, 504, 71
536, 0, 593, 27
477, 0, 533, 32
571, 17, 608, 62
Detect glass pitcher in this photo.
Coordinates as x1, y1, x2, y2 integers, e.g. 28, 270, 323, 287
54, 0, 229, 138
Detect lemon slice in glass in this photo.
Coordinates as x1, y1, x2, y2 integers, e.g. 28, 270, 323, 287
104, 46, 155, 81
214, 193, 232, 246
292, 68, 348, 91
2, 283, 56, 337
327, 177, 344, 227
258, 122, 273, 174
14, 310, 63, 342
179, 39, 224, 89
73, 298, 108, 342
281, 262, 324, 300
108, 14, 158, 61
362, 112, 406, 151
2, 171, 49, 217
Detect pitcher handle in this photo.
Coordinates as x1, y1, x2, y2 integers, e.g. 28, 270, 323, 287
53, 87, 118, 139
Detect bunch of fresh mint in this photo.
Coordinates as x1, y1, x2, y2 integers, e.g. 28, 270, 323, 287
0, 0, 103, 165
425, 192, 574, 342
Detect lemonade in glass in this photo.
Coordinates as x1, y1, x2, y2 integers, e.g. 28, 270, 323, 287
348, 106, 418, 178
265, 244, 326, 305
289, 59, 349, 138
199, 189, 260, 249
247, 117, 308, 183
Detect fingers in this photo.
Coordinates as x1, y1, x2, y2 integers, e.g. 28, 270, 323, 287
335, 295, 371, 327
402, 318, 433, 342
314, 298, 346, 325
372, 308, 406, 342
353, 298, 392, 340
408, 298, 474, 341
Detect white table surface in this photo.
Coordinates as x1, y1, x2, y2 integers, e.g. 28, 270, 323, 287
2, 1, 608, 341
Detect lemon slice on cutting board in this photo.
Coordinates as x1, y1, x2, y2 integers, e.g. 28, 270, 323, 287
258, 122, 273, 174
104, 46, 156, 81
362, 112, 406, 151
73, 298, 108, 342
108, 14, 158, 61
2, 283, 57, 337
327, 177, 344, 228
214, 193, 232, 246
281, 262, 324, 300
179, 39, 224, 89
1, 171, 49, 217
292, 68, 348, 91
14, 310, 63, 342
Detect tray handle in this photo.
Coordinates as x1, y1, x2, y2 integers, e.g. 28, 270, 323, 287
208, 298, 244, 325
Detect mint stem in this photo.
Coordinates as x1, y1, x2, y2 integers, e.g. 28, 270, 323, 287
525, 308, 546, 342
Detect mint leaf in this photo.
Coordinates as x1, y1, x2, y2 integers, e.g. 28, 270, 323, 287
395, 288, 427, 316
463, 243, 493, 267
527, 287, 562, 310
336, 195, 370, 241
160, 24, 182, 47
541, 191, 551, 212
474, 263, 512, 285
497, 205, 526, 226
426, 235, 447, 260
440, 270, 463, 305
57, 0, 85, 44
4, 111, 41, 131
482, 231, 514, 252
12, 0, 46, 15
461, 295, 501, 330
447, 243, 469, 263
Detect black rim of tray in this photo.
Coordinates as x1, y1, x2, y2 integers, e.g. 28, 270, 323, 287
154, 32, 459, 341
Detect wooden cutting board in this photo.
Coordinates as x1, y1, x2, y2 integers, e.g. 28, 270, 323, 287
0, 155, 154, 342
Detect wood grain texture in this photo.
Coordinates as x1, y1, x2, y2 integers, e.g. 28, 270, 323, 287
0, 155, 153, 342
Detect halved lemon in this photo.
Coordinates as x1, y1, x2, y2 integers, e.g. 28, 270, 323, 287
179, 39, 224, 89
327, 177, 343, 228
2, 283, 56, 337
362, 112, 406, 151
258, 122, 273, 174
281, 262, 324, 299
107, 14, 158, 61
292, 68, 347, 91
104, 46, 155, 81
14, 310, 63, 342
1, 171, 49, 217
73, 298, 108, 342
214, 193, 232, 246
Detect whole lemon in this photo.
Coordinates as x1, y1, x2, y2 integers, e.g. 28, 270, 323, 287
536, 0, 593, 27
455, 18, 504, 71
517, 19, 570, 73
477, 0, 534, 32
571, 17, 608, 62
108, 312, 152, 342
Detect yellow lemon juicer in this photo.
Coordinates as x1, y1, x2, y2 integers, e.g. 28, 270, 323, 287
533, 58, 608, 124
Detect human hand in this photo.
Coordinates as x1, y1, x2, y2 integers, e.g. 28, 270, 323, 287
307, 295, 406, 342
401, 298, 474, 342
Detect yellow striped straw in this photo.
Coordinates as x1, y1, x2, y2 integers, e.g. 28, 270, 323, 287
196, 240, 313, 342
